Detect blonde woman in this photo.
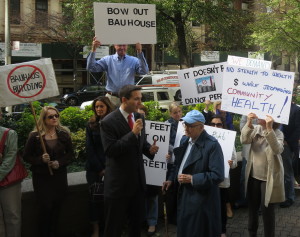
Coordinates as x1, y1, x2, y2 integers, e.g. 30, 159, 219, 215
23, 106, 74, 237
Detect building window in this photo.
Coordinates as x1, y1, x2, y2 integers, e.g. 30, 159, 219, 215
11, 0, 21, 24
36, 0, 48, 25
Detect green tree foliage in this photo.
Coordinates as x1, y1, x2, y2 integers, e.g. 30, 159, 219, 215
250, 0, 300, 58
61, 0, 253, 68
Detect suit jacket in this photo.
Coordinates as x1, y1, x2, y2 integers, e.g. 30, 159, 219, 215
100, 109, 154, 198
282, 103, 300, 153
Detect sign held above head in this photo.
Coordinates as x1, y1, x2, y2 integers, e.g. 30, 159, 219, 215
93, 2, 157, 44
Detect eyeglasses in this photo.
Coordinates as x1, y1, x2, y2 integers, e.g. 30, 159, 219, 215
46, 114, 59, 120
183, 122, 202, 128
210, 123, 223, 128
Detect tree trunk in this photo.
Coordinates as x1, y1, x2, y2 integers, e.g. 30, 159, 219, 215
174, 11, 190, 68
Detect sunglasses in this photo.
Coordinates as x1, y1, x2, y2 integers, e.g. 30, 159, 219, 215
46, 114, 59, 120
210, 122, 223, 127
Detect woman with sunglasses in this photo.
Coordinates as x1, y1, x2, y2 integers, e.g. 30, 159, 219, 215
23, 106, 74, 237
209, 114, 237, 237
85, 97, 113, 237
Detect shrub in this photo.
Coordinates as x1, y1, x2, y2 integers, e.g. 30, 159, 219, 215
143, 101, 169, 121
60, 106, 93, 132
71, 128, 87, 161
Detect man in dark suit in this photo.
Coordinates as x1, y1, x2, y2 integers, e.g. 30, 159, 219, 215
100, 85, 159, 237
280, 101, 300, 208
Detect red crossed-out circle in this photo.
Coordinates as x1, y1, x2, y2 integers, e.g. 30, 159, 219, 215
7, 65, 46, 98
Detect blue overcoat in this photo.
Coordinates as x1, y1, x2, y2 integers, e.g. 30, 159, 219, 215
173, 130, 224, 237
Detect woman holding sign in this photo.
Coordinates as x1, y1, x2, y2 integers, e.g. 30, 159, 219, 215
241, 113, 284, 237
209, 114, 237, 237
23, 106, 74, 237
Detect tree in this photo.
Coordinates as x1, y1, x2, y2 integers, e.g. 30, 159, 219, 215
250, 0, 300, 70
40, 0, 253, 68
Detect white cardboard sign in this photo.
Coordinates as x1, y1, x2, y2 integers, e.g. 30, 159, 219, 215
173, 121, 236, 178
0, 58, 59, 106
144, 120, 170, 186
94, 2, 157, 44
221, 65, 294, 124
177, 63, 225, 105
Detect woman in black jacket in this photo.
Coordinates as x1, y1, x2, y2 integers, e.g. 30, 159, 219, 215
23, 106, 74, 237
85, 96, 113, 237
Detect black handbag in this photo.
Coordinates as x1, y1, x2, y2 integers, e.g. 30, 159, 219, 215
89, 181, 104, 202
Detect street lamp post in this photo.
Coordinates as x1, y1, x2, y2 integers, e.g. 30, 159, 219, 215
5, 0, 11, 65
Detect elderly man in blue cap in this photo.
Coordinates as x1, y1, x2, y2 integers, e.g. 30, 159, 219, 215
173, 110, 224, 237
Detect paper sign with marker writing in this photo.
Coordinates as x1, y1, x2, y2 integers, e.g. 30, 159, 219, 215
94, 2, 156, 44
173, 122, 236, 178
0, 58, 59, 107
222, 65, 294, 124
143, 121, 170, 186
228, 55, 272, 70
177, 63, 225, 105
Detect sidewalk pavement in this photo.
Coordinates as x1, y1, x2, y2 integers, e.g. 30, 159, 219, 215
141, 189, 300, 237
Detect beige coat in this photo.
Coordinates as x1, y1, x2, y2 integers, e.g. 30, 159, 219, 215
241, 125, 285, 207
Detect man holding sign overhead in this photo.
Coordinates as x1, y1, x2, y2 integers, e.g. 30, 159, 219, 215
86, 37, 149, 107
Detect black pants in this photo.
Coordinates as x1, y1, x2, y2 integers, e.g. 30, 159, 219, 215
104, 191, 144, 237
220, 188, 228, 234
247, 177, 275, 237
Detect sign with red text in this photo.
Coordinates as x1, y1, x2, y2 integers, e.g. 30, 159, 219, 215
144, 120, 170, 186
222, 65, 294, 124
94, 2, 156, 44
177, 63, 225, 105
0, 58, 59, 106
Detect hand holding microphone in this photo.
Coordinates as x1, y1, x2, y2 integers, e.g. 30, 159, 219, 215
132, 118, 143, 135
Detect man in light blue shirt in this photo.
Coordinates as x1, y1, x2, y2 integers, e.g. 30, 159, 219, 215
86, 37, 149, 106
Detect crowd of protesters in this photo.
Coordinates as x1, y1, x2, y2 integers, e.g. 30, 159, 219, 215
0, 38, 299, 237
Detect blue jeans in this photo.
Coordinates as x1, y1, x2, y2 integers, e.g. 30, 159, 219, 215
145, 195, 158, 226
281, 145, 295, 202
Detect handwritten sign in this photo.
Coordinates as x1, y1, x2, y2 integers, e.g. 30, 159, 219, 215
144, 121, 170, 186
173, 121, 236, 178
177, 63, 225, 105
93, 3, 156, 44
222, 65, 294, 124
0, 58, 59, 107
228, 55, 272, 70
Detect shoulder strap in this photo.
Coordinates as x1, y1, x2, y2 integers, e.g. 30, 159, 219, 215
0, 129, 11, 153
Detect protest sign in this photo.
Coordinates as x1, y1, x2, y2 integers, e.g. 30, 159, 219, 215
144, 121, 170, 186
177, 63, 225, 105
227, 55, 272, 70
94, 2, 156, 44
0, 58, 59, 107
172, 122, 235, 178
222, 65, 294, 124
